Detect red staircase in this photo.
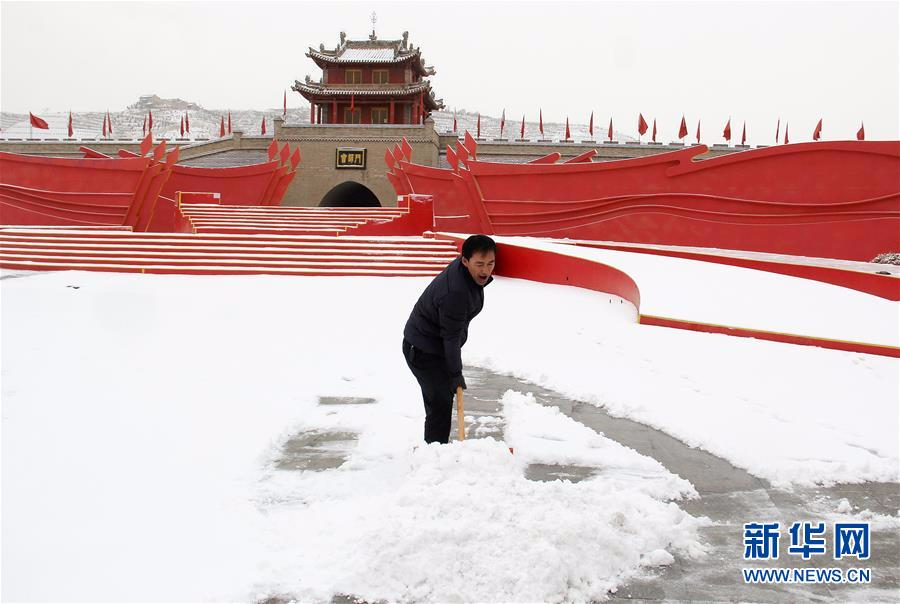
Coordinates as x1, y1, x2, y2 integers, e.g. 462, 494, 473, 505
1, 194, 448, 277
0, 228, 456, 277
178, 204, 409, 236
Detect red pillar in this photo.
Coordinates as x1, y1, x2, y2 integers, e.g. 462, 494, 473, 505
332, 100, 337, 124
412, 100, 418, 126
310, 103, 315, 124
389, 100, 395, 124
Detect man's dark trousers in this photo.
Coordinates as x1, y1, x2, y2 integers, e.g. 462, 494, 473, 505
402, 339, 453, 444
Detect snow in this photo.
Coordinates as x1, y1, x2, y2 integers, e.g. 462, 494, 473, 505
494, 236, 900, 347
466, 276, 898, 488
1, 266, 897, 600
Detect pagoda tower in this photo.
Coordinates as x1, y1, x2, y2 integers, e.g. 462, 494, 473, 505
293, 30, 443, 126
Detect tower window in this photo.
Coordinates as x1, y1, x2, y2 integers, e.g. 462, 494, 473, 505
345, 69, 362, 84
344, 108, 361, 124
372, 70, 389, 84
371, 107, 388, 124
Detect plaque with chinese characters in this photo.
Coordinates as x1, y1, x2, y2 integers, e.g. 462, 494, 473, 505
336, 147, 367, 169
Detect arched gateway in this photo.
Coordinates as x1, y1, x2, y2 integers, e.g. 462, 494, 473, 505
320, 181, 381, 207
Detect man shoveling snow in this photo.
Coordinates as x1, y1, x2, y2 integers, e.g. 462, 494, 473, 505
402, 235, 496, 443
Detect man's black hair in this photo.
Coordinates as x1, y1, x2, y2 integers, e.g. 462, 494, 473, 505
461, 234, 496, 259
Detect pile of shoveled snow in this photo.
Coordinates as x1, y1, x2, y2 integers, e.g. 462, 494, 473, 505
252, 391, 704, 603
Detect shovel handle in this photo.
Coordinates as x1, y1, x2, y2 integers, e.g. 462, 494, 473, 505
456, 385, 465, 441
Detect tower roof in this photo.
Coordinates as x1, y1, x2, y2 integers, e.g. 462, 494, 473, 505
306, 31, 435, 77
292, 79, 444, 110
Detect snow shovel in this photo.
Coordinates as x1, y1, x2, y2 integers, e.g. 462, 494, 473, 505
456, 385, 466, 441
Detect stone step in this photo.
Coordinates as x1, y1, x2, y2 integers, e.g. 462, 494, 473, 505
0, 258, 444, 277
0, 241, 459, 258
0, 247, 455, 265
187, 219, 369, 227
0, 232, 456, 251
192, 226, 349, 235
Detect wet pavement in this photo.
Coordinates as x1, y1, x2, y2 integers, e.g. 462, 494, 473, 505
271, 366, 899, 603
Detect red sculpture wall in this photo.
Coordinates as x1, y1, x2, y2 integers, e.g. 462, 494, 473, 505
390, 140, 900, 262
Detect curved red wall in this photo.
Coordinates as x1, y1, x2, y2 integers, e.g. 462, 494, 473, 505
435, 232, 898, 358
397, 142, 900, 262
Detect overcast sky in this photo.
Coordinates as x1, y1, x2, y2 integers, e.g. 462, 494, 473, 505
2, 0, 898, 144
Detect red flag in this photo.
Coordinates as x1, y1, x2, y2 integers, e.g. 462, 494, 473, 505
102, 114, 107, 137
652, 118, 657, 143
107, 110, 112, 134
775, 118, 780, 143
539, 109, 544, 136
608, 118, 613, 141
565, 117, 570, 140
500, 109, 505, 138
453, 110, 457, 132
857, 122, 865, 141
784, 123, 789, 144
220, 116, 225, 137
741, 121, 747, 145
476, 112, 481, 139
638, 113, 648, 136
227, 111, 232, 134
283, 90, 287, 117
29, 112, 49, 129
290, 147, 301, 170
67, 111, 73, 137
588, 112, 594, 137
520, 115, 525, 139
812, 118, 822, 141
180, 116, 185, 137
261, 116, 267, 135
723, 118, 731, 141
678, 115, 688, 139
142, 116, 147, 136
696, 119, 701, 143
148, 109, 153, 131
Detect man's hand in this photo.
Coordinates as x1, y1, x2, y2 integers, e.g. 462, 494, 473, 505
450, 374, 467, 393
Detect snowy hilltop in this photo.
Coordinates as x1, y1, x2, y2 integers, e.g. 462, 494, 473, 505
0, 95, 633, 142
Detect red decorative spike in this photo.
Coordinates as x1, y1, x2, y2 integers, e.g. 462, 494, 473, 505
139, 132, 153, 156
401, 138, 413, 161
463, 131, 477, 157
446, 145, 459, 171
152, 140, 167, 162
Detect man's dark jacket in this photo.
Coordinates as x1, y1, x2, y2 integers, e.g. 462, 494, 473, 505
403, 257, 493, 378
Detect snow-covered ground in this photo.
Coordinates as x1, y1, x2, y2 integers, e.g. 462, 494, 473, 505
496, 236, 900, 347
2, 268, 897, 601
